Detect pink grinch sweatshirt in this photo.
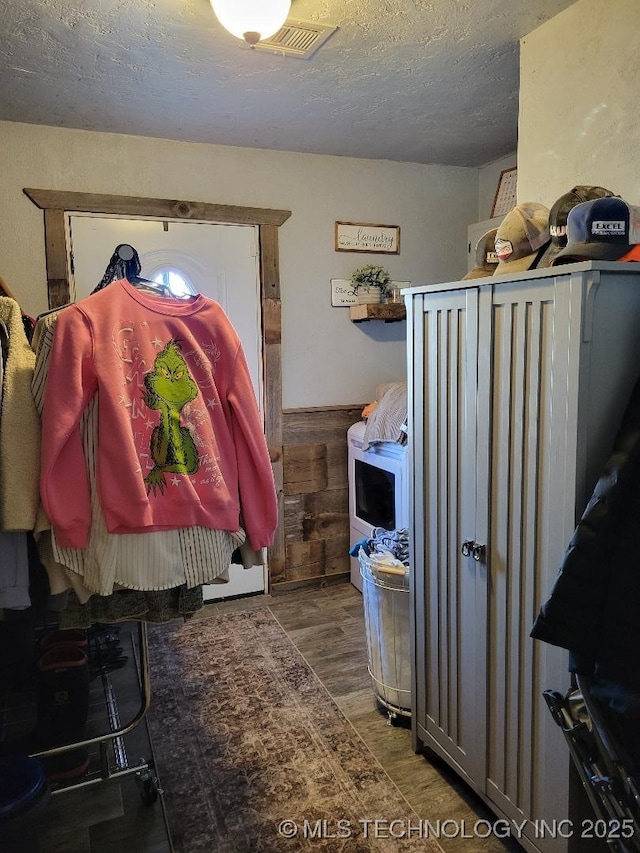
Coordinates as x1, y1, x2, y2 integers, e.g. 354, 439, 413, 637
40, 279, 277, 551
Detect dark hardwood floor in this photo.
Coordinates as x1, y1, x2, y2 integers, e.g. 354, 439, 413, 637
2, 581, 522, 853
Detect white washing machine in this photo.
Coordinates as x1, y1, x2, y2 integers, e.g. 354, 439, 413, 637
347, 421, 409, 591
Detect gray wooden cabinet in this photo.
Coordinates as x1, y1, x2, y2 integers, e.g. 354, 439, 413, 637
406, 262, 640, 853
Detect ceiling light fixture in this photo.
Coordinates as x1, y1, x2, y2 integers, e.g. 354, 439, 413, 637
210, 0, 292, 47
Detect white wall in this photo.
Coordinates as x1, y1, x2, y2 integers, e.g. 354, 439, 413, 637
517, 0, 640, 207
0, 121, 477, 408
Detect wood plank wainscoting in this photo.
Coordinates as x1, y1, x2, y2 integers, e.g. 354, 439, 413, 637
277, 405, 364, 593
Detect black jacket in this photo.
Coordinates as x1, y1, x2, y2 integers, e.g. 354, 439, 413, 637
531, 376, 640, 691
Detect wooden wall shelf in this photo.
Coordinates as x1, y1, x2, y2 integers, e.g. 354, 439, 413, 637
349, 303, 406, 323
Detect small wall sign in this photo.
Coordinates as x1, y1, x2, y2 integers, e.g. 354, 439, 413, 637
331, 279, 357, 306
331, 279, 411, 307
335, 221, 400, 254
491, 167, 518, 218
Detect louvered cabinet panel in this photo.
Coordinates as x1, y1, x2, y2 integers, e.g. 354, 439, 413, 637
410, 287, 486, 787
484, 281, 570, 853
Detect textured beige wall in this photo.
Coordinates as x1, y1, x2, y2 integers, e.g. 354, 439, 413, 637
518, 0, 640, 207
0, 121, 477, 408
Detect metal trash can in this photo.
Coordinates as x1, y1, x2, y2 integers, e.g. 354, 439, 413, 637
358, 547, 411, 723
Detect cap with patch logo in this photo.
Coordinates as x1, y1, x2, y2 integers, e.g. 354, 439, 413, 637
494, 202, 551, 274
463, 228, 499, 280
537, 186, 617, 267
552, 197, 640, 265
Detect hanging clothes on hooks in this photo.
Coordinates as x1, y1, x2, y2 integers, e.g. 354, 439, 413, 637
0, 296, 41, 612
0, 297, 40, 532
31, 308, 243, 606
33, 276, 275, 622
40, 278, 277, 549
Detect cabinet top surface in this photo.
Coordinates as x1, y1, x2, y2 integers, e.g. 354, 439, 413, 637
402, 260, 640, 297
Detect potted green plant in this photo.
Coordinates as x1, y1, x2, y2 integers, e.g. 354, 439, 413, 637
350, 265, 392, 304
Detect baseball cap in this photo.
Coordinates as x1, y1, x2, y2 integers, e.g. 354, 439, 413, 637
537, 186, 617, 268
463, 228, 499, 280
552, 197, 640, 265
494, 202, 551, 274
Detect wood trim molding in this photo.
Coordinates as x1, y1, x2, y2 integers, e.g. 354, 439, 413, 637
42, 208, 70, 309
25, 187, 290, 589
23, 188, 292, 227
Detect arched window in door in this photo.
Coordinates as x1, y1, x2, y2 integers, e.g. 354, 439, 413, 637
152, 267, 196, 298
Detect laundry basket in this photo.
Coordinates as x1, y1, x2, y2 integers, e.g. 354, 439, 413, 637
359, 547, 411, 723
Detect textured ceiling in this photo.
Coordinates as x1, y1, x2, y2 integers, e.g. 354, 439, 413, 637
0, 0, 577, 167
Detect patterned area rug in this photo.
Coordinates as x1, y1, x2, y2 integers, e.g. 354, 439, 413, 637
146, 607, 442, 852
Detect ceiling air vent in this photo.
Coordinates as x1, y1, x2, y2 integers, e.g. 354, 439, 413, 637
253, 19, 338, 59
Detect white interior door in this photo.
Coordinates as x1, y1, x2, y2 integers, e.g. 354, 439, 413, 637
67, 214, 267, 600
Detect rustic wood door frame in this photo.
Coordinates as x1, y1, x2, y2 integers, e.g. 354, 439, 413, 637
24, 188, 291, 585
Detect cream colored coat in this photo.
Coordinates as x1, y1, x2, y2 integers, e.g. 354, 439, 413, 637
0, 297, 40, 531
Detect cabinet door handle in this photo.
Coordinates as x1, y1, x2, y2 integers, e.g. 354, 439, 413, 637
461, 540, 474, 557
472, 543, 486, 562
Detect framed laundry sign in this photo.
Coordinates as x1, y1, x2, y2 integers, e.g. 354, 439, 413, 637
335, 221, 400, 254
